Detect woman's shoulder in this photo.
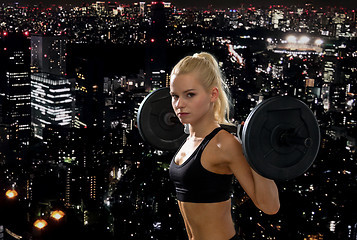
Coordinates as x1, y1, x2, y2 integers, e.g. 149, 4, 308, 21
212, 129, 244, 162
216, 128, 241, 146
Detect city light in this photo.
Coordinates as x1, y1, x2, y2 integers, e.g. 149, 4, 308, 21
285, 35, 324, 46
298, 36, 310, 44
286, 35, 297, 43
51, 210, 65, 220
287, 35, 312, 44
5, 190, 18, 199
315, 39, 323, 46
34, 219, 48, 229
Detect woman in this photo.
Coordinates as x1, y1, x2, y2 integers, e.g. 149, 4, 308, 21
169, 52, 280, 240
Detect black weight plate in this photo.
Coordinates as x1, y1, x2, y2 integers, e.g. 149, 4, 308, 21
137, 87, 187, 151
242, 96, 320, 180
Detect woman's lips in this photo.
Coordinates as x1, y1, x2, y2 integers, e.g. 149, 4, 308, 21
177, 113, 189, 117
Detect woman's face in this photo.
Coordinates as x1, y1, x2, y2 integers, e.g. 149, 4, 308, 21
170, 73, 217, 125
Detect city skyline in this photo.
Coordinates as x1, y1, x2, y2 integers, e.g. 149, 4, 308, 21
2, 0, 357, 8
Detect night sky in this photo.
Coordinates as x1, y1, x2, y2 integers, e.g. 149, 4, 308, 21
4, 0, 357, 8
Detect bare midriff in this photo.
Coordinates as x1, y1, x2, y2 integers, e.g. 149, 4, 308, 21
178, 199, 236, 240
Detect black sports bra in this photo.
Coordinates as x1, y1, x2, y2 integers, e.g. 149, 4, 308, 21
169, 127, 233, 203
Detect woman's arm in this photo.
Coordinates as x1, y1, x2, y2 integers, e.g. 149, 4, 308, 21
248, 168, 280, 214
220, 132, 280, 215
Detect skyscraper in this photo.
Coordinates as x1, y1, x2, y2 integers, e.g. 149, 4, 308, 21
31, 34, 67, 76
146, 2, 168, 90
0, 32, 31, 150
31, 73, 74, 139
139, 2, 146, 16
70, 56, 104, 129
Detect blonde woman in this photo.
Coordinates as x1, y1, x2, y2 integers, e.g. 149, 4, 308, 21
169, 52, 280, 240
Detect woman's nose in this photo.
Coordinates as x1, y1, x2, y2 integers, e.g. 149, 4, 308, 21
174, 98, 185, 108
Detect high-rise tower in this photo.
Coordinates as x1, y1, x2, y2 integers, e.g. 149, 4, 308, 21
146, 2, 168, 90
0, 32, 31, 149
31, 34, 67, 76
31, 73, 74, 139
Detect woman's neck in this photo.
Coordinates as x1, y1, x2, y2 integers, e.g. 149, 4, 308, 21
188, 120, 220, 140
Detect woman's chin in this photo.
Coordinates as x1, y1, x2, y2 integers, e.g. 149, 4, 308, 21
176, 117, 188, 125
179, 119, 191, 125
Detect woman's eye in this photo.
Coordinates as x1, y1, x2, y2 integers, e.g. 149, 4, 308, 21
187, 93, 195, 98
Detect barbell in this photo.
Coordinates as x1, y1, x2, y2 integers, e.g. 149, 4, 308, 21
137, 87, 320, 181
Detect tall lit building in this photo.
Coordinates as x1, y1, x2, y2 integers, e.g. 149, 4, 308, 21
31, 73, 74, 139
70, 56, 104, 129
139, 2, 146, 16
90, 175, 97, 200
65, 167, 71, 207
93, 1, 107, 15
146, 2, 167, 90
0, 32, 31, 148
271, 9, 284, 29
31, 34, 67, 76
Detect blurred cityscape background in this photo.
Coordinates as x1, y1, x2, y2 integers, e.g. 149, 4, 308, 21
0, 1, 356, 239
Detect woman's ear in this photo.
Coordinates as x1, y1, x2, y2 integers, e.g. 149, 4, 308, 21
210, 87, 219, 102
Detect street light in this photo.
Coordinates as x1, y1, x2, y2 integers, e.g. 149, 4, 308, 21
5, 189, 18, 199
34, 219, 48, 230
51, 210, 65, 220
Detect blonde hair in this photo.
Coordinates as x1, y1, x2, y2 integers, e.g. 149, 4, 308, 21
171, 52, 231, 124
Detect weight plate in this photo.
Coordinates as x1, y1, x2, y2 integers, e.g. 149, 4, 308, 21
137, 87, 187, 151
242, 96, 320, 180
